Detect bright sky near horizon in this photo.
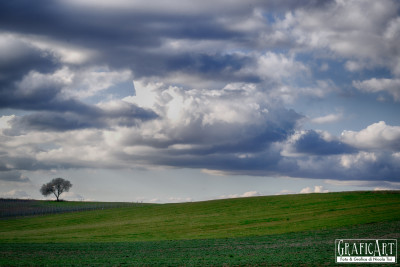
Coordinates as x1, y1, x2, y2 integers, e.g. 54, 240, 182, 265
1, 0, 400, 202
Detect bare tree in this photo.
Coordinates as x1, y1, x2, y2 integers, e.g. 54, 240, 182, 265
40, 178, 72, 201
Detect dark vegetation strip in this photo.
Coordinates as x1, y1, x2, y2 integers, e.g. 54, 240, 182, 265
0, 199, 146, 219
1, 220, 399, 266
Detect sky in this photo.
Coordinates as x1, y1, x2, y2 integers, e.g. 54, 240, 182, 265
1, 0, 400, 203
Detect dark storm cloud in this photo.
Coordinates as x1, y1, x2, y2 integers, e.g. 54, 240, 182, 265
117, 140, 400, 182
6, 112, 102, 133
292, 153, 400, 182
0, 83, 90, 112
293, 130, 356, 155
166, 53, 261, 83
0, 1, 244, 50
0, 156, 57, 172
0, 0, 343, 90
0, 61, 157, 133
0, 0, 264, 93
0, 161, 30, 182
0, 35, 60, 106
1, 0, 322, 83
5, 103, 158, 134
0, 45, 59, 89
113, 105, 303, 173
0, 171, 30, 182
148, 151, 285, 173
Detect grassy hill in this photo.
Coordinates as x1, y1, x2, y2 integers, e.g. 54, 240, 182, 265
1, 191, 399, 243
0, 191, 399, 265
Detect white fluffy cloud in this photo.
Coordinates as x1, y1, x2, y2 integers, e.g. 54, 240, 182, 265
275, 189, 296, 195
17, 66, 132, 99
353, 78, 400, 102
341, 121, 400, 151
300, 186, 329, 194
255, 52, 308, 81
311, 113, 342, 124
219, 191, 261, 199
276, 186, 329, 195
0, 190, 31, 199
124, 80, 289, 136
275, 0, 400, 74
0, 115, 14, 130
340, 152, 377, 169
0, 32, 95, 65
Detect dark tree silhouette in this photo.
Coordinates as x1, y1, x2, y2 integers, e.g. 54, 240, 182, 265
40, 178, 72, 201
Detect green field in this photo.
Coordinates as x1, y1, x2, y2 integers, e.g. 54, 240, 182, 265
1, 191, 399, 265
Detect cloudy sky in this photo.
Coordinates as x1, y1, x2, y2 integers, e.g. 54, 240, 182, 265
1, 0, 400, 202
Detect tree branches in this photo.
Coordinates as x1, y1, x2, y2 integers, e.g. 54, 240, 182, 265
40, 178, 72, 201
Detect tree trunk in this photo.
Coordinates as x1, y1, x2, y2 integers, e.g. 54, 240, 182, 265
53, 192, 60, 202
